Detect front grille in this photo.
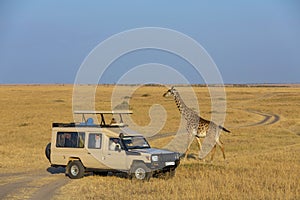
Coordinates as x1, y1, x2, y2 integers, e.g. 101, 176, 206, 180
158, 153, 177, 162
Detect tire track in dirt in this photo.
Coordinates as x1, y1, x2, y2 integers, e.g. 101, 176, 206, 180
226, 91, 282, 129
241, 110, 280, 127
0, 171, 45, 199
1, 179, 32, 199
0, 168, 69, 200
30, 175, 69, 200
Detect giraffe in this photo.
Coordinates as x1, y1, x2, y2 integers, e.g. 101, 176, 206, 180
163, 87, 230, 161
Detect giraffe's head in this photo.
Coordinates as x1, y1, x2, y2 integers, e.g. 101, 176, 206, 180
163, 86, 177, 98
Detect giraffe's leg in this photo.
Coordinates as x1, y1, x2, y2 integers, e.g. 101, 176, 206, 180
184, 140, 192, 160
196, 137, 202, 151
210, 144, 217, 162
218, 138, 224, 145
195, 137, 204, 161
184, 149, 189, 160
184, 136, 194, 160
217, 139, 225, 160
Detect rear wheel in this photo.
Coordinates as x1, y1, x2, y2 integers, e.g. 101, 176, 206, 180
66, 160, 85, 179
45, 143, 51, 162
131, 163, 151, 181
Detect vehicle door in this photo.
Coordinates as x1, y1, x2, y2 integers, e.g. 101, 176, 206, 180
102, 137, 127, 170
82, 133, 107, 169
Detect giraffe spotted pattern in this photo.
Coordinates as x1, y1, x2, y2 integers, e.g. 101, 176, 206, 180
163, 87, 230, 160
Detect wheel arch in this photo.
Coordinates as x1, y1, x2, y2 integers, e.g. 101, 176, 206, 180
65, 157, 84, 173
130, 160, 147, 169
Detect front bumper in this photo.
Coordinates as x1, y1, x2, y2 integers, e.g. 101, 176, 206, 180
146, 159, 180, 171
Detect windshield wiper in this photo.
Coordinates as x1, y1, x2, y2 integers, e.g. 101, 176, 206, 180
131, 146, 150, 149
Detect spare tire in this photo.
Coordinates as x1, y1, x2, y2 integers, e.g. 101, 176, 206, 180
45, 143, 51, 162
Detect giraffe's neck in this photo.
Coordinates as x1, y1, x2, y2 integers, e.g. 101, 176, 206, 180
173, 92, 190, 118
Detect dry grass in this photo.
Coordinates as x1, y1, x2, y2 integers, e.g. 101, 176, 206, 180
1, 85, 300, 199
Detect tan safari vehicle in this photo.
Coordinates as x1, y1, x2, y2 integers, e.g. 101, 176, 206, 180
45, 111, 180, 180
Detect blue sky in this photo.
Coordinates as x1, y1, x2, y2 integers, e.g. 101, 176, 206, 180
0, 0, 299, 84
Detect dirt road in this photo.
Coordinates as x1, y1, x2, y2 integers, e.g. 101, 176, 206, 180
0, 167, 69, 200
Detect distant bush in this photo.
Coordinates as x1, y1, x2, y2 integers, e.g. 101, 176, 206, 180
19, 123, 29, 127
141, 93, 150, 97
53, 99, 65, 103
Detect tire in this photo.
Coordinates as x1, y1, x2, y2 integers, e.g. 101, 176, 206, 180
131, 163, 151, 181
45, 143, 51, 162
66, 160, 85, 179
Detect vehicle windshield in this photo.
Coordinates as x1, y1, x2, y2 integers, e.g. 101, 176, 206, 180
122, 136, 150, 149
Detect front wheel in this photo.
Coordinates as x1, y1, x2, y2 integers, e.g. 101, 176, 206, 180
130, 163, 151, 181
66, 160, 85, 179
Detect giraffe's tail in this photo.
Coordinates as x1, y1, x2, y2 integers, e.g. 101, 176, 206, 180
219, 125, 230, 133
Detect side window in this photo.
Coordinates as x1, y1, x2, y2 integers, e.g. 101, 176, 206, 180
56, 132, 85, 148
109, 138, 121, 151
88, 133, 102, 149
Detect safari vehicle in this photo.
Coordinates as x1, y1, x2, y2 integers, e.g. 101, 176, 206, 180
45, 111, 180, 180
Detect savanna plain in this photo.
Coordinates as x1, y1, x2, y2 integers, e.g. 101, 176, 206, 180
0, 85, 299, 200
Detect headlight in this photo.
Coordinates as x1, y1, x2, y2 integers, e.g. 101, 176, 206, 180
152, 155, 158, 162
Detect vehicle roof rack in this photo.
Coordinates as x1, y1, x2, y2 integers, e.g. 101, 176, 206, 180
52, 123, 77, 127
73, 110, 133, 115
53, 110, 133, 128
74, 110, 132, 126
